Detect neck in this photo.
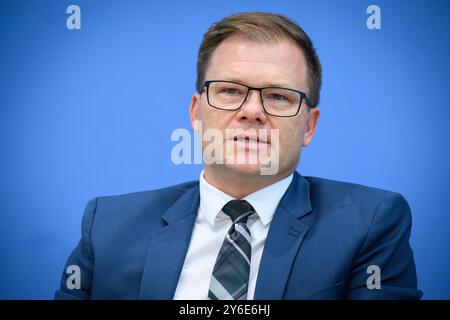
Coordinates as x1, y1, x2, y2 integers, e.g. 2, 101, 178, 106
203, 166, 294, 199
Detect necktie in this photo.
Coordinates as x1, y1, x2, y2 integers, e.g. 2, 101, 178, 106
208, 200, 255, 300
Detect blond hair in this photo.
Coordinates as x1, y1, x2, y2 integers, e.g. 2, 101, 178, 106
196, 12, 322, 107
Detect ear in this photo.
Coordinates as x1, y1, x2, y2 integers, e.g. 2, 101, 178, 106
189, 93, 202, 132
302, 107, 320, 147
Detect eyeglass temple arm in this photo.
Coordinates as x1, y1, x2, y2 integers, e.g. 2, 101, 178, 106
303, 94, 315, 108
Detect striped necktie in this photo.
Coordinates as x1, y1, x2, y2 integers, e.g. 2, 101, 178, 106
208, 200, 255, 300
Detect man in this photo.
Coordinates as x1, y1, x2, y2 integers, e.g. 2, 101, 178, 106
55, 12, 422, 300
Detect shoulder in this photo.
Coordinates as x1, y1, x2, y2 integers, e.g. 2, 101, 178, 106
302, 175, 411, 229
84, 180, 199, 224
303, 175, 408, 211
95, 180, 198, 207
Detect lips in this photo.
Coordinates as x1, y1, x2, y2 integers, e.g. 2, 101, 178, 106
232, 133, 270, 144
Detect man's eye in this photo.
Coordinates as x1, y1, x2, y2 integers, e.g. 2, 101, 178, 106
223, 88, 240, 94
270, 93, 286, 100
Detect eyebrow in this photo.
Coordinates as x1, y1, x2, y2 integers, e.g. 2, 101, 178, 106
219, 78, 293, 88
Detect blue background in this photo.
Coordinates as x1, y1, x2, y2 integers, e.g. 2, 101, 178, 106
1, 0, 449, 299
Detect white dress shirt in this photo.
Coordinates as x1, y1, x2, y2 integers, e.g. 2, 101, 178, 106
173, 170, 293, 300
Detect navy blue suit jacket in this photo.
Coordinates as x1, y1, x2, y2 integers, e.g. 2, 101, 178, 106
55, 172, 422, 299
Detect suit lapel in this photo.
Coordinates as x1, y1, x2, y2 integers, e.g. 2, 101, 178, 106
254, 172, 313, 299
138, 185, 199, 299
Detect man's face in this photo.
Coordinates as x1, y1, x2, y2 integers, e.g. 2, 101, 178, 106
190, 34, 319, 180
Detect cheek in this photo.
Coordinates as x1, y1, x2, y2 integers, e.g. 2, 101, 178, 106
202, 112, 223, 132
201, 105, 235, 131
197, 102, 214, 128
277, 120, 305, 151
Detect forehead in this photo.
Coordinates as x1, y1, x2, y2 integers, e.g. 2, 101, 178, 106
205, 34, 308, 89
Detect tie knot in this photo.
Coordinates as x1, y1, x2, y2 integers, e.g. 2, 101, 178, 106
222, 200, 255, 224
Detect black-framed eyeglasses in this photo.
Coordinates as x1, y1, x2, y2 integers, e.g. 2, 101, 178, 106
202, 80, 313, 117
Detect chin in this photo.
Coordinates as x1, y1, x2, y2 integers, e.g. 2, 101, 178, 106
222, 162, 274, 178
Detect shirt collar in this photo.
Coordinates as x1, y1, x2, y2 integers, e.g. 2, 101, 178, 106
199, 170, 293, 227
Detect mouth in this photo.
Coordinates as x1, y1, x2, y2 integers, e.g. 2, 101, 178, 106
232, 135, 269, 144
230, 133, 270, 152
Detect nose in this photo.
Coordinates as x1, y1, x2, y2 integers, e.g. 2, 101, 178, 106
235, 90, 268, 125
